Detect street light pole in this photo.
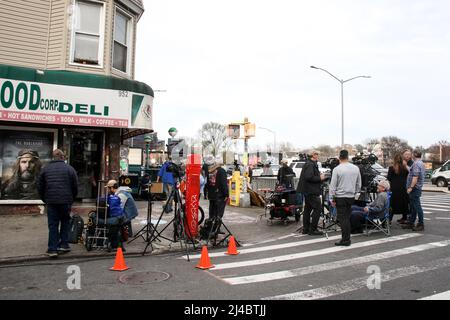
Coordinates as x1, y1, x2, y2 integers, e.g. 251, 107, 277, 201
144, 135, 152, 170
258, 127, 277, 154
311, 66, 371, 148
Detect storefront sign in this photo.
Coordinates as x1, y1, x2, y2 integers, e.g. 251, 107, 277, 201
0, 78, 153, 129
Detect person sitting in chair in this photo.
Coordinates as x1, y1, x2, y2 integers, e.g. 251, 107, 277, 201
350, 180, 390, 234
277, 159, 295, 188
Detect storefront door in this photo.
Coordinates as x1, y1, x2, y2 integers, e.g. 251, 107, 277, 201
67, 130, 103, 200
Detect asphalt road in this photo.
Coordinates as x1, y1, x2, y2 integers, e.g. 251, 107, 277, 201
1, 192, 449, 301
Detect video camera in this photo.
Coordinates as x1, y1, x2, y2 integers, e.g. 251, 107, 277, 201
166, 162, 183, 179
351, 153, 380, 195
322, 157, 340, 171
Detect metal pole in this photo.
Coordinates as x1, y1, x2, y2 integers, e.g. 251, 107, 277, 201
341, 81, 344, 148
146, 142, 150, 169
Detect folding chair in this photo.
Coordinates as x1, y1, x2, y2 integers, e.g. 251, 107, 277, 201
364, 192, 391, 236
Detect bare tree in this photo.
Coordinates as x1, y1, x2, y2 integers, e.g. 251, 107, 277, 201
364, 138, 380, 153
380, 136, 412, 166
198, 122, 228, 156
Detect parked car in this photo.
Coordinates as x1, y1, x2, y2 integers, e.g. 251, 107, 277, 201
431, 160, 450, 187
252, 164, 279, 177
288, 160, 330, 179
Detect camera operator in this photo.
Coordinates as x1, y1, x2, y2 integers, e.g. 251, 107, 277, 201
329, 150, 362, 246
297, 151, 326, 235
157, 156, 175, 213
206, 156, 229, 222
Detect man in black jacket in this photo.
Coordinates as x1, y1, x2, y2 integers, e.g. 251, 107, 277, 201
206, 156, 229, 220
38, 149, 78, 257
297, 151, 326, 235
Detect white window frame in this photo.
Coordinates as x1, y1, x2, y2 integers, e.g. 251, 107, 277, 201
69, 0, 106, 69
112, 6, 134, 76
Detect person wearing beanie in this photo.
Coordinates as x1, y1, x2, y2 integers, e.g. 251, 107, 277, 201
206, 156, 228, 221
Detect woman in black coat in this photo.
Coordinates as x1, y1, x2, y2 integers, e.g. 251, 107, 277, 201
387, 153, 409, 223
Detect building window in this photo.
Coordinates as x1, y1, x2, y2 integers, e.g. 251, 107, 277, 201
113, 8, 132, 74
71, 0, 104, 66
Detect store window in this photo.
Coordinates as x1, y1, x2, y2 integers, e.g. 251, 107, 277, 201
0, 127, 58, 201
113, 8, 133, 74
71, 0, 105, 66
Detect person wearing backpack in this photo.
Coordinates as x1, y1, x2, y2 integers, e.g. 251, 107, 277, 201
38, 149, 78, 258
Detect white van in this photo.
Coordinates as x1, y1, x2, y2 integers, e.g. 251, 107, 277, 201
431, 160, 450, 187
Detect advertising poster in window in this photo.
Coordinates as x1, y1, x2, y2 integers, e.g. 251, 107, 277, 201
0, 127, 57, 200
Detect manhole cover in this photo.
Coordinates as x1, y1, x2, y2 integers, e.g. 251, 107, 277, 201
118, 271, 170, 285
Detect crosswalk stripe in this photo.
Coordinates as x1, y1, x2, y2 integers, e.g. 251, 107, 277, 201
436, 217, 450, 220
236, 233, 299, 248
264, 256, 450, 300
212, 233, 422, 271
182, 234, 348, 260
421, 203, 450, 209
421, 208, 448, 212
224, 240, 450, 285
419, 290, 450, 300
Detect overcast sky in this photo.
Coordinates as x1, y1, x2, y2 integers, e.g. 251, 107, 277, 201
135, 0, 450, 150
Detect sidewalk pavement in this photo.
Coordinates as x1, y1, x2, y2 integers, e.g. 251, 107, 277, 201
0, 198, 271, 265
0, 186, 448, 265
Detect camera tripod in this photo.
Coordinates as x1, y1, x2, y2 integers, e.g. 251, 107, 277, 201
127, 183, 161, 252
202, 214, 240, 247
141, 179, 198, 260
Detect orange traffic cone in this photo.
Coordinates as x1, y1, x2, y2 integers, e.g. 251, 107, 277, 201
196, 246, 215, 270
225, 236, 239, 255
110, 247, 129, 271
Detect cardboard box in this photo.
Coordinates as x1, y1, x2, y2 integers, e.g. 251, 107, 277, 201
150, 182, 164, 194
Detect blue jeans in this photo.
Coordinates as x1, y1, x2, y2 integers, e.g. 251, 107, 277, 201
163, 183, 173, 211
47, 204, 71, 251
408, 189, 424, 225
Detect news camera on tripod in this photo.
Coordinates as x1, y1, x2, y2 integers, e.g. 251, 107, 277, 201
351, 152, 382, 204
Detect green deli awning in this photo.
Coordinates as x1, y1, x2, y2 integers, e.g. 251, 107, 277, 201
0, 64, 154, 130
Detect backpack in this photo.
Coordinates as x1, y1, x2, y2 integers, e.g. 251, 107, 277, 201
107, 194, 124, 218
68, 214, 84, 244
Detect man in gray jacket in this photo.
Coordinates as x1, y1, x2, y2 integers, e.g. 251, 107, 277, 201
329, 150, 362, 246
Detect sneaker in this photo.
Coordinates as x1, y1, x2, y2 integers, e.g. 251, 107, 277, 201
335, 240, 351, 246
57, 247, 71, 253
308, 230, 323, 236
401, 222, 414, 229
301, 229, 309, 235
46, 251, 58, 258
412, 224, 424, 232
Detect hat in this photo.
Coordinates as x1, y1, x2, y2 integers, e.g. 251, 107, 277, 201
17, 149, 39, 159
204, 155, 215, 166
339, 150, 349, 159
105, 180, 118, 188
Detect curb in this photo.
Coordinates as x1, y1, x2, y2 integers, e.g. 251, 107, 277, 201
0, 247, 176, 266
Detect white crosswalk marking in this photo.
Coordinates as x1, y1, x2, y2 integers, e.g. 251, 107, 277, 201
264, 257, 450, 300
182, 234, 348, 260
223, 240, 450, 285
419, 290, 450, 300
421, 203, 450, 209
212, 234, 421, 270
